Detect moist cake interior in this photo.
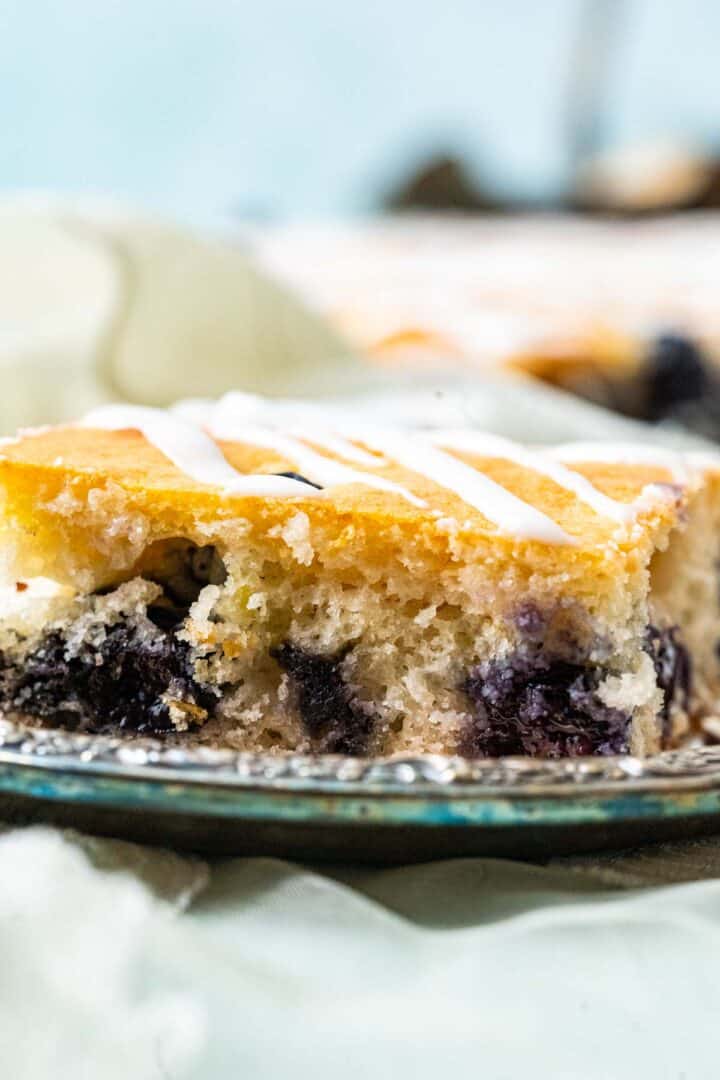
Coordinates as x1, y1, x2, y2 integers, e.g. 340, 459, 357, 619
0, 514, 711, 758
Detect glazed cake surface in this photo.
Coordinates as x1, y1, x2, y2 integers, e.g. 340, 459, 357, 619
0, 393, 719, 759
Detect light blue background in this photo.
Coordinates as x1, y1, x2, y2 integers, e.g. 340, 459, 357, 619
1, 1, 719, 222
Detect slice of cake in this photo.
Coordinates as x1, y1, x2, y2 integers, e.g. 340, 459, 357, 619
0, 393, 718, 759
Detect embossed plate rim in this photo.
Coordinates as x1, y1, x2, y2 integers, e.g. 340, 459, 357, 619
2, 717, 720, 801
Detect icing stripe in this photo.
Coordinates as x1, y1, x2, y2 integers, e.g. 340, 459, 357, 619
178, 393, 382, 466
79, 398, 692, 546
208, 421, 427, 508
547, 442, 693, 481
428, 430, 637, 523
287, 426, 382, 467
204, 396, 573, 538
81, 405, 319, 498
353, 430, 575, 544
203, 393, 423, 505
84, 402, 424, 509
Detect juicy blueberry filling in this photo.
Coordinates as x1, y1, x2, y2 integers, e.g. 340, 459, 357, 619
1, 619, 216, 735
646, 624, 692, 746
272, 642, 374, 755
461, 652, 630, 758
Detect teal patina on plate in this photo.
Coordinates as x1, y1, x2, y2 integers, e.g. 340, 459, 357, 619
1, 718, 720, 861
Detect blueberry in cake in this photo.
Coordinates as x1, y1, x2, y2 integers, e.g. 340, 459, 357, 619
0, 392, 719, 759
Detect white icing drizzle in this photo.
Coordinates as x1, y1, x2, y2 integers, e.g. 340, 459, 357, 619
176, 393, 382, 466
347, 429, 575, 544
81, 405, 318, 498
83, 402, 423, 508
427, 430, 639, 523
201, 393, 424, 507
79, 397, 697, 546
209, 421, 427, 509
286, 426, 382, 467
546, 442, 694, 482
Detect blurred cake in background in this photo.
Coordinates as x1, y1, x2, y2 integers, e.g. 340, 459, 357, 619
5, 196, 720, 446
253, 213, 720, 440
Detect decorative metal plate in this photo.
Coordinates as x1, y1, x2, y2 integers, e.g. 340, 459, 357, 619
2, 717, 720, 860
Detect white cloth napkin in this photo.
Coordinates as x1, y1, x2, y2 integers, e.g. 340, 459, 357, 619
3, 827, 720, 1080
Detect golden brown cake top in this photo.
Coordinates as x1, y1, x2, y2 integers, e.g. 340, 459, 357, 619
0, 396, 708, 560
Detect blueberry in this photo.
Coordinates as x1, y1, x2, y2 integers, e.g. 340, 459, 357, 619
461, 652, 629, 758
644, 334, 712, 420
514, 602, 546, 639
274, 471, 323, 490
4, 621, 215, 735
645, 624, 691, 746
272, 642, 374, 755
147, 603, 186, 631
